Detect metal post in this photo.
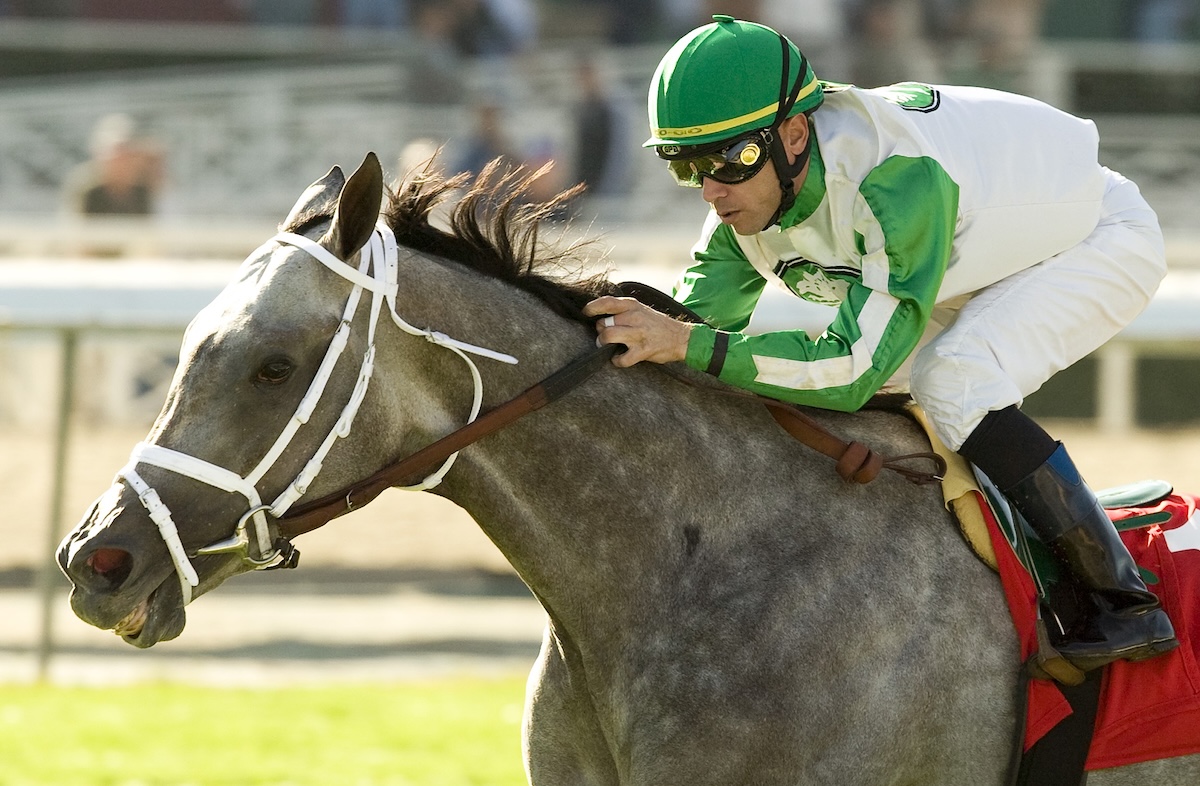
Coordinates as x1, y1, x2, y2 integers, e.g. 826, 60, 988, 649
1096, 342, 1136, 433
35, 328, 77, 682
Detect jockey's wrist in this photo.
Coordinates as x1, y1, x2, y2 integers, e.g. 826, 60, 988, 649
684, 324, 729, 376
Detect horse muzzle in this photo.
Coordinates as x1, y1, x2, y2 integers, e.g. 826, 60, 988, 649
57, 501, 187, 647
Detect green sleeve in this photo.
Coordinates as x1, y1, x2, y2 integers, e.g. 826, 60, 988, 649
672, 218, 767, 333
680, 155, 958, 411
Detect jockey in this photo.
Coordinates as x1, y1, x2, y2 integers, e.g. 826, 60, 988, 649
583, 15, 1177, 672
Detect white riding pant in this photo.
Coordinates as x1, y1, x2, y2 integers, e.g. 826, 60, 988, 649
909, 168, 1167, 451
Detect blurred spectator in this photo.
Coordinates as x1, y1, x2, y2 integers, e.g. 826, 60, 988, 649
572, 56, 630, 199
969, 0, 1042, 59
485, 0, 539, 52
397, 137, 442, 181
523, 137, 571, 221
63, 113, 164, 217
443, 0, 537, 57
1129, 0, 1196, 41
844, 0, 943, 87
453, 102, 522, 178
340, 0, 408, 29
449, 103, 569, 219
408, 2, 467, 103
942, 0, 1040, 91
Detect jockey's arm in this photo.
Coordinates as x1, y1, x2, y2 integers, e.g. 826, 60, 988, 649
587, 154, 958, 412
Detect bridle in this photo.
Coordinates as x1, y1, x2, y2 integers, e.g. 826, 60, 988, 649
116, 221, 518, 604
113, 223, 944, 607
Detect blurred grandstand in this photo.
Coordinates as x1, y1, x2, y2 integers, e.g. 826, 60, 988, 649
1, 0, 1200, 427
0, 1, 1198, 233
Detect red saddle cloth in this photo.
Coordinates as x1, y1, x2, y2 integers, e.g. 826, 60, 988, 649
982, 490, 1200, 770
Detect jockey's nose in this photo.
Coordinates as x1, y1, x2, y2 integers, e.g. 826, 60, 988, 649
701, 175, 728, 203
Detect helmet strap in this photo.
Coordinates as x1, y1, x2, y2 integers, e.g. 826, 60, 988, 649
762, 126, 810, 231
761, 34, 811, 231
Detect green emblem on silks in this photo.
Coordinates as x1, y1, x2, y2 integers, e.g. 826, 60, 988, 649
872, 82, 942, 113
778, 266, 850, 307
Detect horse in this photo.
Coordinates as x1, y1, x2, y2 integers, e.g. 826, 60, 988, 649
57, 151, 1200, 785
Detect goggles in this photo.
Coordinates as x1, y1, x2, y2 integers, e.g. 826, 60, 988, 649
661, 131, 771, 188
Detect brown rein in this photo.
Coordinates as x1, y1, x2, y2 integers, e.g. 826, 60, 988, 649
278, 340, 945, 541
681, 374, 946, 486
278, 343, 621, 538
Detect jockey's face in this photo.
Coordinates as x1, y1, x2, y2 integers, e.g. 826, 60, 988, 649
699, 114, 810, 236
701, 160, 784, 236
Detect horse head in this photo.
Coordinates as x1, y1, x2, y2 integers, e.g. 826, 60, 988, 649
56, 151, 452, 647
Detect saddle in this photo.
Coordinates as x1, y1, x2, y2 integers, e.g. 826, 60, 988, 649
905, 405, 1200, 780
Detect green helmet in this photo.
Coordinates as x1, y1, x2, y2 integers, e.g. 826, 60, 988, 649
646, 15, 822, 150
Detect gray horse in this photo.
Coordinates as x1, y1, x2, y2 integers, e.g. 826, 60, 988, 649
57, 153, 1199, 785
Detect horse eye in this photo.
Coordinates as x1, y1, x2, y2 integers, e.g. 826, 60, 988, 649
255, 358, 293, 385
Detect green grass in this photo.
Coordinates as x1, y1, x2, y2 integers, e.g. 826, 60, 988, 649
0, 677, 530, 785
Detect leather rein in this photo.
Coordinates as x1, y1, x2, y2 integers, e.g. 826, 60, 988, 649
278, 342, 622, 538
278, 297, 946, 541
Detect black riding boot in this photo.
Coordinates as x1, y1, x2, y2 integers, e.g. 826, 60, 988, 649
1005, 443, 1178, 672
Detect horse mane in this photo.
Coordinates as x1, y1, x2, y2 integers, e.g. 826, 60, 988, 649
383, 158, 621, 322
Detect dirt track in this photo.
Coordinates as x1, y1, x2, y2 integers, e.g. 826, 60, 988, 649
8, 420, 1200, 574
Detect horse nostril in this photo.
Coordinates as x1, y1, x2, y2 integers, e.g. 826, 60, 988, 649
86, 548, 134, 589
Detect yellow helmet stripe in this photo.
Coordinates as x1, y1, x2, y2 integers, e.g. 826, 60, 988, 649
653, 77, 819, 139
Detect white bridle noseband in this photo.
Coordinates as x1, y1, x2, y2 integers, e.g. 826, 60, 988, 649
117, 222, 517, 604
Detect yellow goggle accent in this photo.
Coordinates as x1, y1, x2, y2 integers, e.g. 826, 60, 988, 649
665, 134, 768, 188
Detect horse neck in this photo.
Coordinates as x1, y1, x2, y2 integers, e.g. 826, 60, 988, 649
379, 259, 664, 601
432, 355, 845, 647
378, 250, 939, 659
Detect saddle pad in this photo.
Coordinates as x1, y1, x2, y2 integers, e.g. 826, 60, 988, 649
903, 404, 998, 568
983, 490, 1200, 769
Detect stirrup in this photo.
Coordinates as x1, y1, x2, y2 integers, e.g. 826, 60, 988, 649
1027, 617, 1086, 685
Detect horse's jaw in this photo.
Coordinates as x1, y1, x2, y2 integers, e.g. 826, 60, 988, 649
71, 558, 248, 648
106, 576, 187, 649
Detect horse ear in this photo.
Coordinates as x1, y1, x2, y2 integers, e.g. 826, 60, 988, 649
283, 166, 346, 229
324, 152, 384, 260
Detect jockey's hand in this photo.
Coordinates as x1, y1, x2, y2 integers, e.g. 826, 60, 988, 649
583, 296, 694, 368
